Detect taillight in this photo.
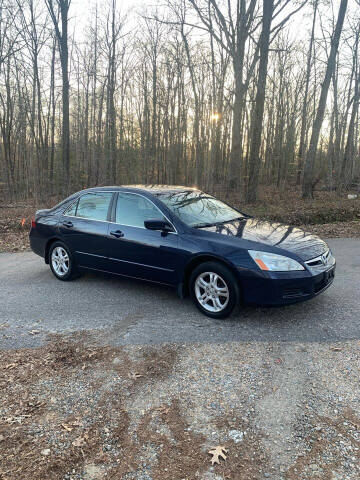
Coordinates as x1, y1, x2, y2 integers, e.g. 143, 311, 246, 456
31, 218, 36, 228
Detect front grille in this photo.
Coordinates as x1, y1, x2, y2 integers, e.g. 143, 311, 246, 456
305, 250, 331, 267
305, 249, 331, 268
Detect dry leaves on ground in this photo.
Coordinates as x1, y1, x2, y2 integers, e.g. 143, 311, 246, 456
208, 445, 228, 465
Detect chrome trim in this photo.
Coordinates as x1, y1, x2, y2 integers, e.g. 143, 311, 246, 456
108, 256, 174, 272
77, 251, 107, 259
79, 265, 173, 287
76, 250, 173, 271
108, 221, 177, 234
63, 191, 114, 222
62, 190, 178, 234
113, 191, 178, 234
62, 214, 110, 223
305, 249, 332, 268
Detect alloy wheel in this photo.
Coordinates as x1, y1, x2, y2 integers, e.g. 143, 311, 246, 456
194, 271, 229, 313
51, 246, 69, 277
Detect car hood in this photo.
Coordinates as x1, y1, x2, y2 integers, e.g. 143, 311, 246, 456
201, 218, 328, 262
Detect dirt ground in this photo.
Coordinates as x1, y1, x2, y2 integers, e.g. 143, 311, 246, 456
1, 333, 359, 480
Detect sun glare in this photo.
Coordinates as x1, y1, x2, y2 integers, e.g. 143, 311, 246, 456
210, 113, 220, 121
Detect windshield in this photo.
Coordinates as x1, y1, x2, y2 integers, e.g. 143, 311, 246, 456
156, 190, 243, 227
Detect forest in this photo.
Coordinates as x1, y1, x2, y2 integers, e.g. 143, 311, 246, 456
0, 0, 359, 204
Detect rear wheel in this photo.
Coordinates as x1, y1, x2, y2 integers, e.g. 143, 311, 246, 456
49, 241, 80, 281
189, 261, 239, 319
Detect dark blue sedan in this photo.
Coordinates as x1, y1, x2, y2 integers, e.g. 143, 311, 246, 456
29, 185, 336, 318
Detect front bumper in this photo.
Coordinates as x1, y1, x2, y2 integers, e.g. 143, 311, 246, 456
238, 261, 336, 306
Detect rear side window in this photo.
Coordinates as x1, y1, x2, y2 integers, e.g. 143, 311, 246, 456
64, 200, 78, 216
75, 193, 113, 221
115, 193, 164, 228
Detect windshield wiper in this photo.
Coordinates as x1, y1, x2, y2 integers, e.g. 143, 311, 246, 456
192, 217, 247, 228
192, 222, 218, 228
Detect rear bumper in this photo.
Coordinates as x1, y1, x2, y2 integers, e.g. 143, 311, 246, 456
238, 263, 336, 306
29, 230, 46, 258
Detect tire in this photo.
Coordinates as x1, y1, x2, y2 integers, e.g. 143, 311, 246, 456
49, 241, 80, 281
189, 261, 239, 319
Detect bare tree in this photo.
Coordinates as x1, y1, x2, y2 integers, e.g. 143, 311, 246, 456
302, 0, 348, 199
0, 0, 359, 205
338, 19, 360, 191
297, 0, 318, 186
45, 0, 71, 192
245, 0, 274, 203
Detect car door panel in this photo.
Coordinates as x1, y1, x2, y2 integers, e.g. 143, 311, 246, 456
105, 223, 179, 284
101, 192, 180, 284
58, 192, 113, 270
59, 217, 109, 269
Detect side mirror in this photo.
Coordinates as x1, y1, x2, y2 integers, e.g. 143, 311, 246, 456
144, 219, 174, 233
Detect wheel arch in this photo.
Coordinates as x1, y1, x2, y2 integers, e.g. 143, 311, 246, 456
181, 254, 241, 297
44, 237, 63, 264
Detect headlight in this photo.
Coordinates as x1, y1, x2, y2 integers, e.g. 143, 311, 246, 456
248, 250, 304, 271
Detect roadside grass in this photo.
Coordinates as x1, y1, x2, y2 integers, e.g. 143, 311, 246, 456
0, 188, 359, 253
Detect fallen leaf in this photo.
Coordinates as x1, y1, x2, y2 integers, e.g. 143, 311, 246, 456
157, 405, 170, 415
72, 436, 87, 447
208, 445, 228, 465
4, 363, 16, 370
61, 423, 73, 432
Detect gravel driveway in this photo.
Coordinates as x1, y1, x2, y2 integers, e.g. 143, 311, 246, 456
1, 238, 360, 350
0, 238, 359, 480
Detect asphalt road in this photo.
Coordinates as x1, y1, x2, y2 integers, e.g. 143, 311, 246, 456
1, 238, 359, 350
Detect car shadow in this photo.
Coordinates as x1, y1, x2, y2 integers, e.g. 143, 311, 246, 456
62, 268, 358, 346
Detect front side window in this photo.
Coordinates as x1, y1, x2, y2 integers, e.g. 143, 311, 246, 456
75, 192, 113, 221
115, 193, 165, 228
156, 190, 243, 227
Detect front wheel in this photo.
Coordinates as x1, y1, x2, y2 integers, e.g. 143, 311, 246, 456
189, 261, 239, 319
49, 241, 80, 281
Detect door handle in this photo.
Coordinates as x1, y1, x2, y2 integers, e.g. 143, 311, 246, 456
62, 221, 73, 228
110, 229, 124, 238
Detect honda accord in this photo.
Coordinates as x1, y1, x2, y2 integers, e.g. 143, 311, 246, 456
29, 185, 336, 318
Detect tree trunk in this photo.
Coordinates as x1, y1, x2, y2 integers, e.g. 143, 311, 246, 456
297, 0, 318, 185
245, 0, 274, 203
302, 0, 348, 199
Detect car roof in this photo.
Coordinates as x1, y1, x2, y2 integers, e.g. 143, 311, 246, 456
83, 185, 199, 195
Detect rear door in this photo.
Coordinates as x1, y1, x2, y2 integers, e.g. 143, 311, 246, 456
58, 191, 114, 270
105, 192, 180, 285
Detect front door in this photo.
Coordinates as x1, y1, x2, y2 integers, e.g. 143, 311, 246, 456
59, 191, 114, 270
106, 192, 179, 285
